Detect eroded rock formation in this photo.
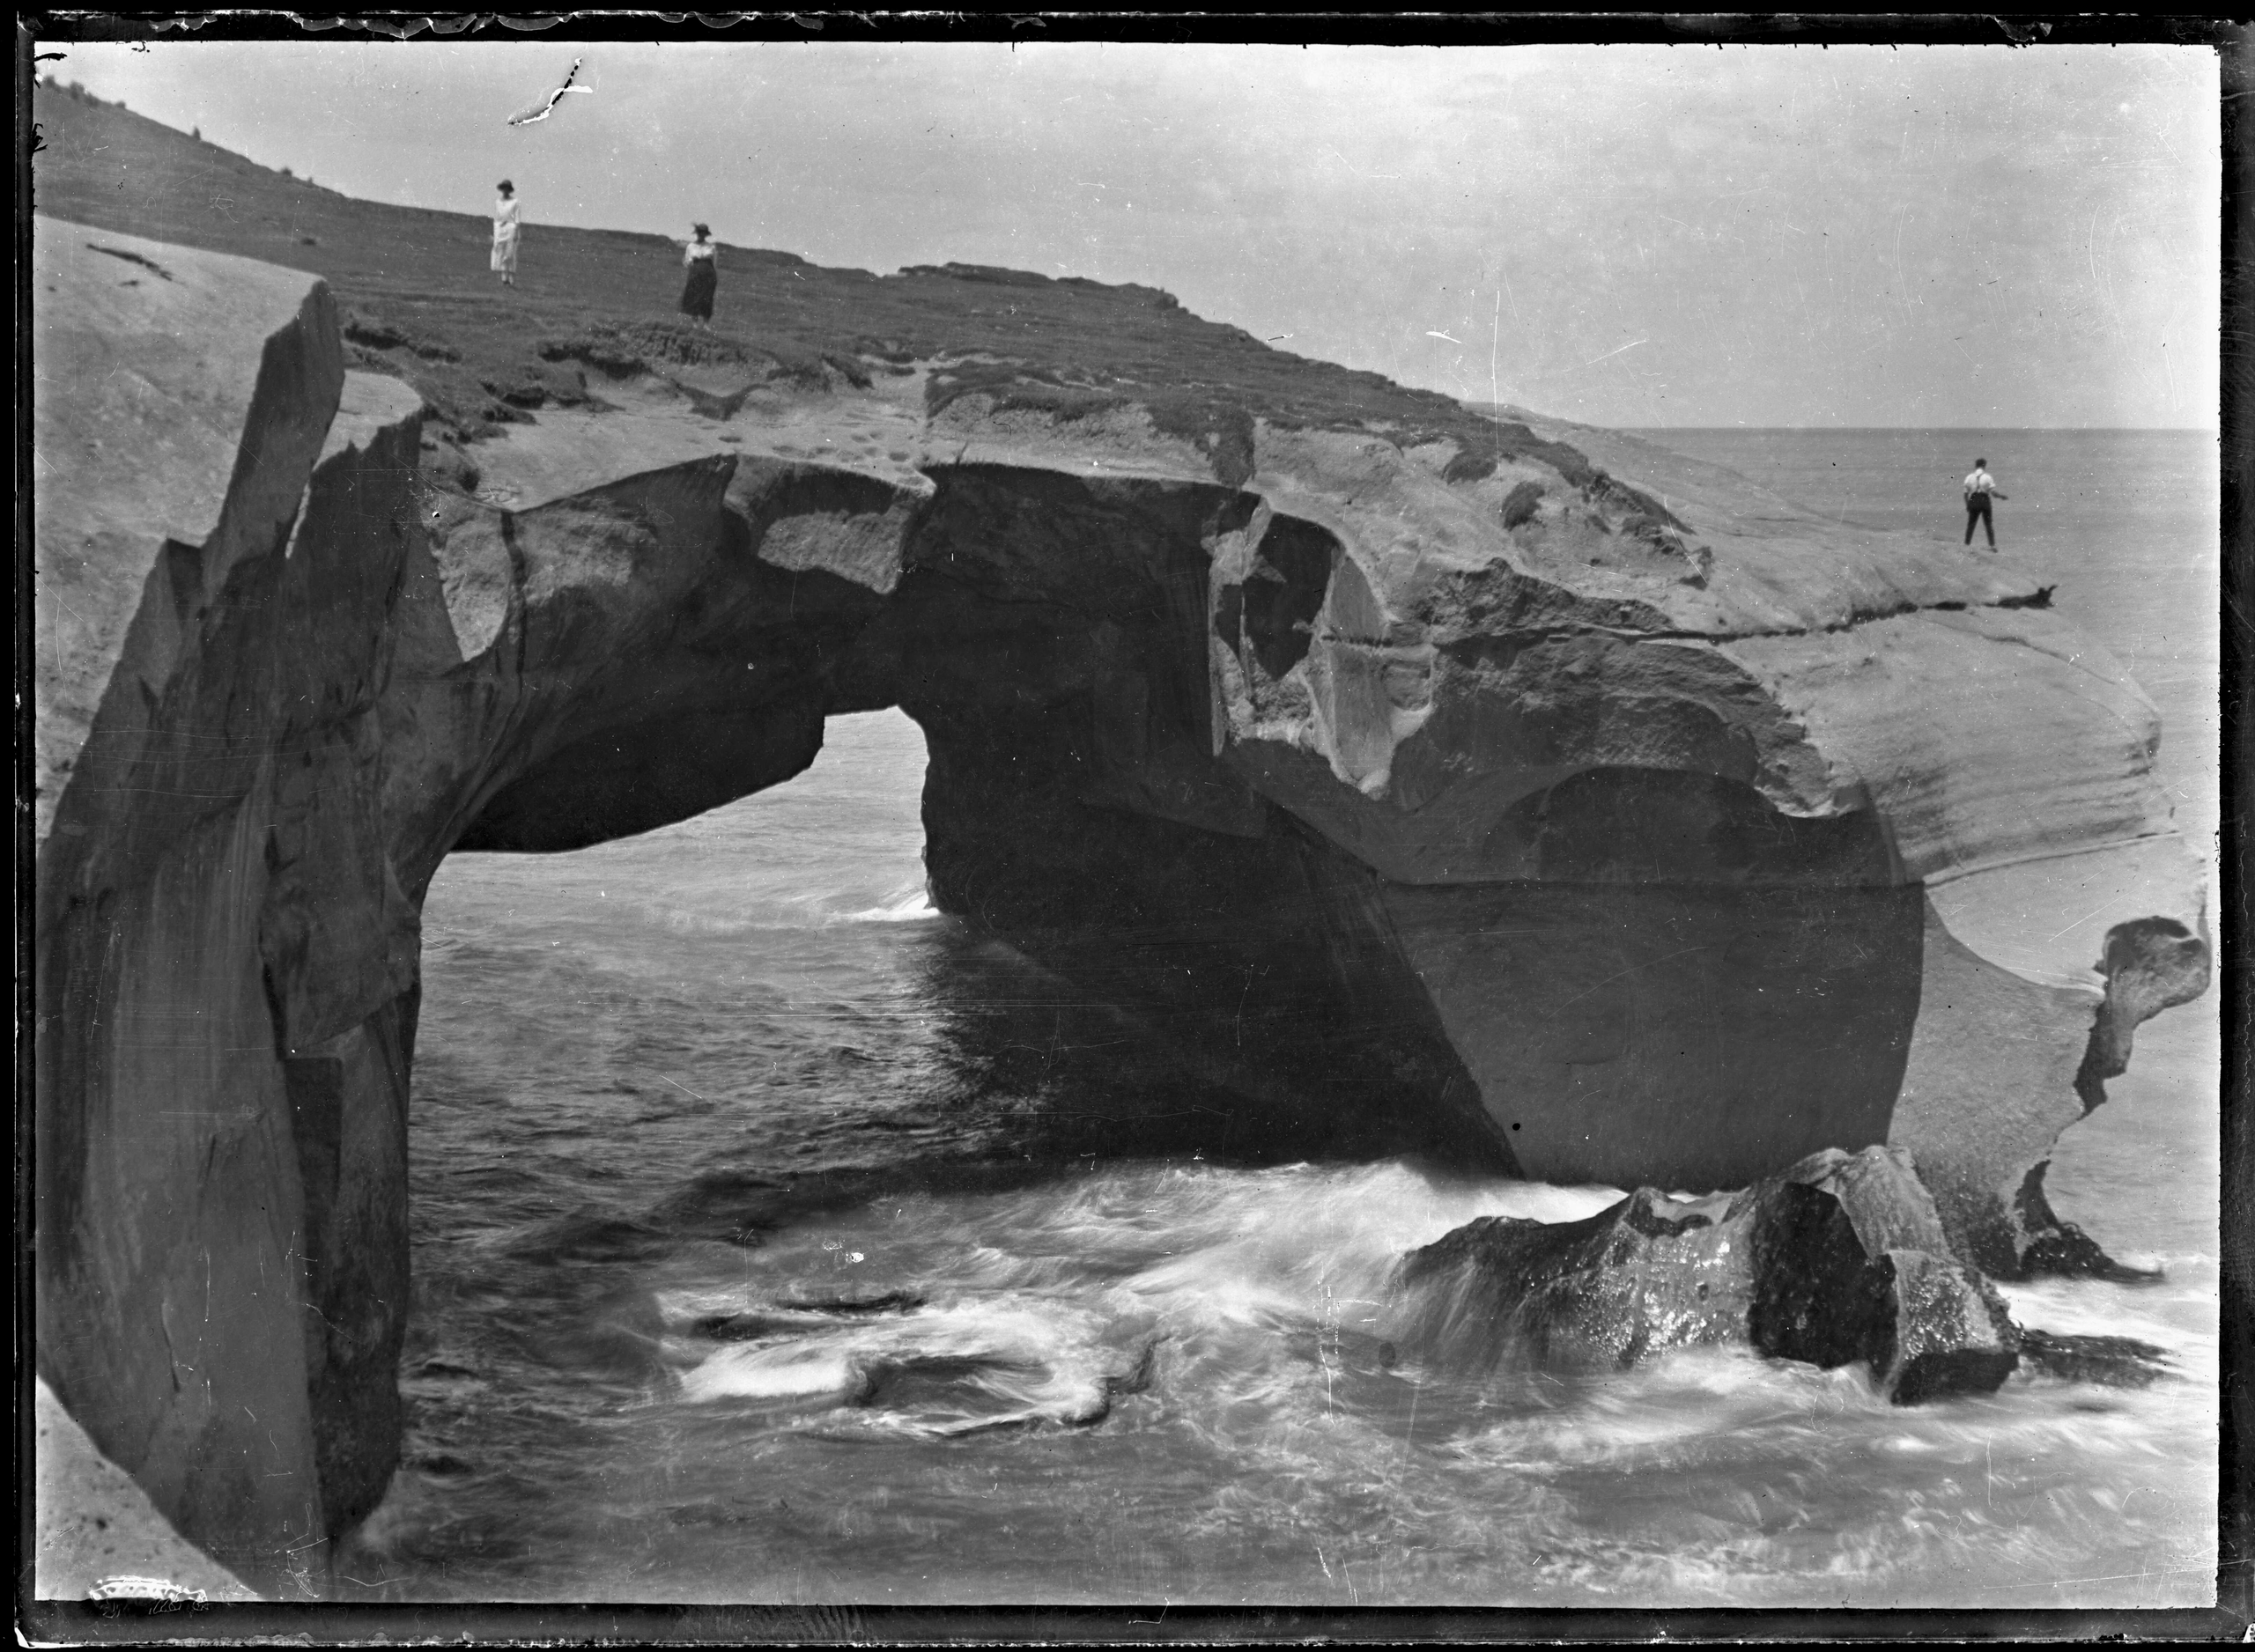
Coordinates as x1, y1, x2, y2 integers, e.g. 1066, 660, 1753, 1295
1390, 1144, 2180, 1404
33, 216, 2207, 1582
1391, 1146, 2022, 1405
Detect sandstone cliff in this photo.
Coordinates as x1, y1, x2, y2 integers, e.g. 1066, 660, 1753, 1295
32, 203, 2207, 1589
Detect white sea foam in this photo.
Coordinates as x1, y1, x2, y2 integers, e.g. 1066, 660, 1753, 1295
670, 1294, 1144, 1436
678, 1342, 869, 1404
837, 888, 939, 924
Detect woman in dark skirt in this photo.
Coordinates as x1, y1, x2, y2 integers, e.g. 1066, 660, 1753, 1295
678, 223, 717, 328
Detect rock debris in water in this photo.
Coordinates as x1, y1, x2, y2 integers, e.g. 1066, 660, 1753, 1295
1394, 1146, 2022, 1405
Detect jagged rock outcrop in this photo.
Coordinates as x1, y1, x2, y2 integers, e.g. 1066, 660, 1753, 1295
35, 221, 425, 1593
33, 215, 2207, 1582
1390, 1146, 2022, 1405
1389, 1143, 2179, 1403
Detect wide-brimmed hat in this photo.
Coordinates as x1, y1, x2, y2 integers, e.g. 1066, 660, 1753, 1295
498, 179, 514, 192
693, 222, 711, 237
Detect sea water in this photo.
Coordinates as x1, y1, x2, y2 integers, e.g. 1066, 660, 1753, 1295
342, 430, 2220, 1607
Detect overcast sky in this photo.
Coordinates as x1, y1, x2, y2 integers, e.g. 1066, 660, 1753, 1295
44, 39, 2219, 429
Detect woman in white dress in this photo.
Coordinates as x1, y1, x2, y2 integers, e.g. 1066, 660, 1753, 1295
492, 181, 521, 287
678, 223, 717, 328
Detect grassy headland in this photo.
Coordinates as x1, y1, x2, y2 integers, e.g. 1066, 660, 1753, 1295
32, 78, 1615, 496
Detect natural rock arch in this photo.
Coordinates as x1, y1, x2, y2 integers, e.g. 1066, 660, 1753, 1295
33, 219, 2208, 1588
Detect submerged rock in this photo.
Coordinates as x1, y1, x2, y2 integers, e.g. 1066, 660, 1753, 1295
691, 1289, 930, 1340
2014, 1328, 2173, 1389
671, 1296, 1158, 1439
1392, 1147, 2018, 1405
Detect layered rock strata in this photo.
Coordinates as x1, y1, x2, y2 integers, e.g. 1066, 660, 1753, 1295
33, 218, 2207, 1580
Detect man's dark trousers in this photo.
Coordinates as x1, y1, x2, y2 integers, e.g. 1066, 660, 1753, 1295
1965, 494, 1993, 547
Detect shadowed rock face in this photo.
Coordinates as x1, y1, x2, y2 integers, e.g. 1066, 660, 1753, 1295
33, 218, 2207, 1582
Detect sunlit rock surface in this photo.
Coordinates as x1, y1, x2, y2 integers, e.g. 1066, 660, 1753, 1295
33, 213, 2207, 1578
33, 1379, 262, 1604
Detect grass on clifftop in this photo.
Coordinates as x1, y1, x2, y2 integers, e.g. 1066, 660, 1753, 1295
31, 79, 1638, 502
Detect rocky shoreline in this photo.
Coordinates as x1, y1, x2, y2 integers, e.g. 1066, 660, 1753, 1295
32, 202, 2206, 1591
1392, 1146, 2171, 1407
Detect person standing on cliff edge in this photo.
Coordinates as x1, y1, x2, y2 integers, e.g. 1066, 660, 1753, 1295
492, 180, 521, 288
1963, 456, 2007, 549
678, 223, 718, 329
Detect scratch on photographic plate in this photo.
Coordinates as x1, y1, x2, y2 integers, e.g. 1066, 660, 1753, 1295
1584, 338, 1647, 368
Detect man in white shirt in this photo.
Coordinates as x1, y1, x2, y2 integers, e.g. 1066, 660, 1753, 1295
1963, 457, 2007, 549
